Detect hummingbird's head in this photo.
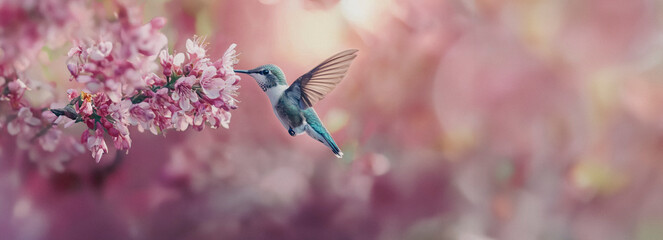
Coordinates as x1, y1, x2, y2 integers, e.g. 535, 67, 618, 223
234, 64, 286, 92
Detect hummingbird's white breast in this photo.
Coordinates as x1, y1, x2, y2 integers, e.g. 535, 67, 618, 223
265, 85, 288, 106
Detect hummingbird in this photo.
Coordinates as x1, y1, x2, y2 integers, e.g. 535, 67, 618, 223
234, 49, 358, 158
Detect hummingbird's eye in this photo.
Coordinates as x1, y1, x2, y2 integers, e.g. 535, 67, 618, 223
261, 69, 269, 75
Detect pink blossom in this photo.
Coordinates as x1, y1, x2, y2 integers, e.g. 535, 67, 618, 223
80, 130, 90, 144
5, 11, 241, 164
24, 125, 83, 174
0, 78, 29, 106
67, 44, 84, 57
103, 79, 123, 102
86, 127, 108, 163
91, 92, 111, 116
7, 107, 41, 135
113, 119, 130, 137
159, 50, 185, 76
201, 75, 240, 110
38, 127, 62, 152
199, 66, 224, 99
22, 33, 239, 164
150, 17, 167, 29
79, 101, 94, 116
107, 99, 133, 138
147, 88, 175, 131
216, 43, 239, 75
143, 73, 166, 86
76, 75, 93, 84
0, 0, 85, 77
66, 11, 168, 106
67, 62, 79, 77
113, 133, 132, 151
193, 105, 231, 130
186, 37, 207, 61
212, 107, 231, 129
108, 100, 132, 129
171, 76, 199, 111
172, 110, 193, 131
128, 102, 157, 134
67, 89, 80, 100
77, 92, 95, 117
133, 18, 168, 56
87, 41, 113, 62
8, 78, 28, 94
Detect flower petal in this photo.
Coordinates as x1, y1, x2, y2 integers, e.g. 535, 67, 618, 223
173, 53, 184, 66
201, 66, 216, 80
179, 98, 191, 111
7, 121, 20, 135
25, 117, 42, 126
186, 39, 194, 54
171, 91, 180, 101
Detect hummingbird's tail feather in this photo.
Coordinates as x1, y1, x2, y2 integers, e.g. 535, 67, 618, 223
325, 134, 343, 158
305, 125, 343, 158
302, 109, 343, 158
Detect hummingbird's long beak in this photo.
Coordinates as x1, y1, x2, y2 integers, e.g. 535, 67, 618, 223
234, 69, 250, 74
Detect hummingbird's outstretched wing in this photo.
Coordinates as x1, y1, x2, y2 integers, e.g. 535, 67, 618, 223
286, 49, 358, 109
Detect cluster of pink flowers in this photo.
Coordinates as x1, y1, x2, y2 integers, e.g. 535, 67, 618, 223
0, 0, 87, 108
1, 3, 240, 164
0, 77, 28, 108
53, 19, 239, 162
0, 0, 86, 77
2, 106, 84, 173
0, 0, 88, 172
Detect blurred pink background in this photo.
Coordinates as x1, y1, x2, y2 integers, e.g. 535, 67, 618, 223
3, 0, 663, 239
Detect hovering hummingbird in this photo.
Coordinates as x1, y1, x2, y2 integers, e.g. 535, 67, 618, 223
235, 49, 358, 158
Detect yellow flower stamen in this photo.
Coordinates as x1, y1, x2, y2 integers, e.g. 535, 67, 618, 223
81, 91, 95, 102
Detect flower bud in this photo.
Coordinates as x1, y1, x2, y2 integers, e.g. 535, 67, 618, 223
67, 62, 79, 76
150, 17, 167, 30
